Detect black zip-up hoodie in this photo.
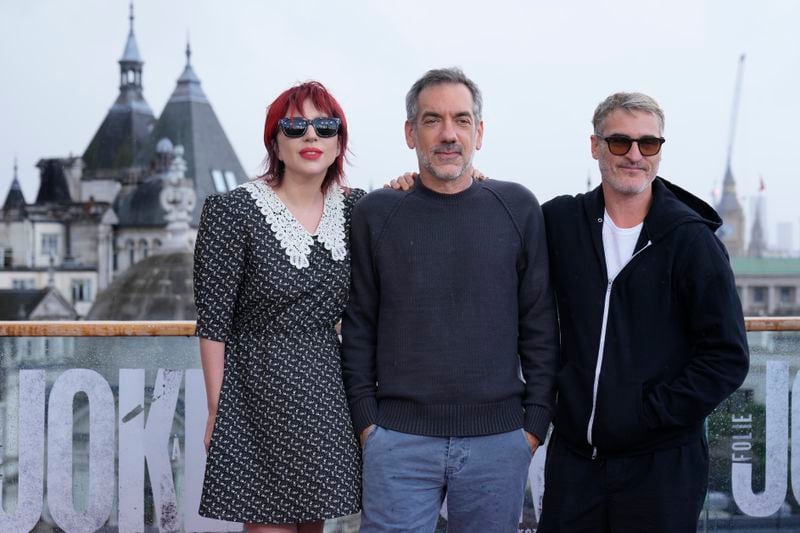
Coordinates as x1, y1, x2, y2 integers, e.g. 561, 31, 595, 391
542, 177, 749, 459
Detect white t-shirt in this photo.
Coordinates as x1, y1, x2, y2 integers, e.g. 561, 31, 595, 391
603, 209, 643, 280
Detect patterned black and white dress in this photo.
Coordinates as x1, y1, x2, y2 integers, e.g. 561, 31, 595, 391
194, 180, 364, 524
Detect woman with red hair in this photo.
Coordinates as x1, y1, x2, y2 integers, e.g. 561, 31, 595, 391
193, 81, 366, 532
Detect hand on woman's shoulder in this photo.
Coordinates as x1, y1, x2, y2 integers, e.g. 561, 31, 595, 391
345, 186, 368, 203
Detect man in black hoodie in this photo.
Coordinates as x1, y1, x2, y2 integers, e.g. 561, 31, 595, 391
538, 92, 749, 532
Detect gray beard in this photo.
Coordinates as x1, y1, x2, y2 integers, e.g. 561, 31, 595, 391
417, 147, 472, 182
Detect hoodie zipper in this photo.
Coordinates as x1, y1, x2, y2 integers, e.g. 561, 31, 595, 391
586, 241, 652, 460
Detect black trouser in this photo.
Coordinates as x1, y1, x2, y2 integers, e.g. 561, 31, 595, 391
538, 433, 708, 533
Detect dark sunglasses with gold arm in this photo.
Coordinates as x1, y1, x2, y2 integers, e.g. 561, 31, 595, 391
596, 134, 666, 156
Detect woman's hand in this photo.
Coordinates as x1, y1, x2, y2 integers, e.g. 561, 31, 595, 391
204, 412, 216, 453
199, 337, 225, 454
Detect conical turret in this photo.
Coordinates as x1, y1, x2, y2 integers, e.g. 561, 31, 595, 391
130, 40, 247, 227
2, 159, 27, 220
82, 2, 156, 182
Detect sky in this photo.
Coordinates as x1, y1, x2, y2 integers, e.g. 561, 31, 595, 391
2, 0, 799, 250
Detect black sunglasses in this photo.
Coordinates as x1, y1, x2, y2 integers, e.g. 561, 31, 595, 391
278, 117, 341, 138
597, 135, 666, 157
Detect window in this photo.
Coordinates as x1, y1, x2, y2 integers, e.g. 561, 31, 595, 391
211, 170, 238, 192
211, 170, 227, 192
751, 286, 768, 304
71, 279, 92, 303
1, 245, 11, 267
12, 279, 35, 289
139, 239, 149, 259
41, 233, 59, 257
778, 287, 796, 305
224, 171, 238, 191
126, 239, 135, 266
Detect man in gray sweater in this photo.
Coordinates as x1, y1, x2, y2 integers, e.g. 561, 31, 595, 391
342, 67, 558, 532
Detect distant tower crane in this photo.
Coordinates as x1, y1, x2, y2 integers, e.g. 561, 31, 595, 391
715, 54, 747, 256
726, 54, 746, 170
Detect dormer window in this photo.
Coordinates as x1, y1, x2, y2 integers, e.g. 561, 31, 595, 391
212, 170, 238, 193
224, 171, 237, 191
211, 170, 226, 192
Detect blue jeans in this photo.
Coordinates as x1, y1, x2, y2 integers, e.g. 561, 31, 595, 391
360, 427, 533, 532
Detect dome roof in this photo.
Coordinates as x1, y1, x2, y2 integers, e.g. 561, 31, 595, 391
87, 251, 196, 320
156, 137, 174, 154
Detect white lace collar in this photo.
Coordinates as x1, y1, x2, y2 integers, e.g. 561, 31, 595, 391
240, 180, 347, 269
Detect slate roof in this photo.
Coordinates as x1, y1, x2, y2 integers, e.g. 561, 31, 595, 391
120, 27, 142, 64
2, 177, 25, 209
2, 159, 26, 213
35, 158, 73, 204
0, 289, 46, 319
82, 92, 156, 179
82, 11, 155, 181
132, 46, 247, 227
0, 288, 77, 320
2, 174, 26, 220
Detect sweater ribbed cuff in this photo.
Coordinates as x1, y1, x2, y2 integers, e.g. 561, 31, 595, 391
351, 397, 379, 435
524, 406, 552, 442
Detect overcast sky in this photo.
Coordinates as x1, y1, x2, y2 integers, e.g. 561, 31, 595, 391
2, 0, 799, 249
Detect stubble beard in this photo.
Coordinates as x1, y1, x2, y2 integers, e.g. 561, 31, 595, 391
417, 146, 472, 182
600, 160, 658, 197
604, 174, 655, 196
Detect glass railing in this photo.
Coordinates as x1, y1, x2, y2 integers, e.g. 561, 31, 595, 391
704, 318, 800, 532
1, 318, 798, 532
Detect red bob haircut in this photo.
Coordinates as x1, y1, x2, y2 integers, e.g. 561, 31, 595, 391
261, 81, 348, 192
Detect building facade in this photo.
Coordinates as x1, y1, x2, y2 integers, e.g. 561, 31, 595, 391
0, 7, 247, 317
732, 257, 800, 316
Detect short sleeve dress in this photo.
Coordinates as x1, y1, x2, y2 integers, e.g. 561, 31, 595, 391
194, 180, 365, 524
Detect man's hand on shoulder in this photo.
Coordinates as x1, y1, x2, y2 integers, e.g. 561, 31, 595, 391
384, 169, 487, 190
385, 173, 417, 191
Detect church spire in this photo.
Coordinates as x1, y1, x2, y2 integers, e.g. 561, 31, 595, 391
119, 1, 143, 91
2, 157, 27, 214
748, 177, 767, 257
169, 37, 208, 104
